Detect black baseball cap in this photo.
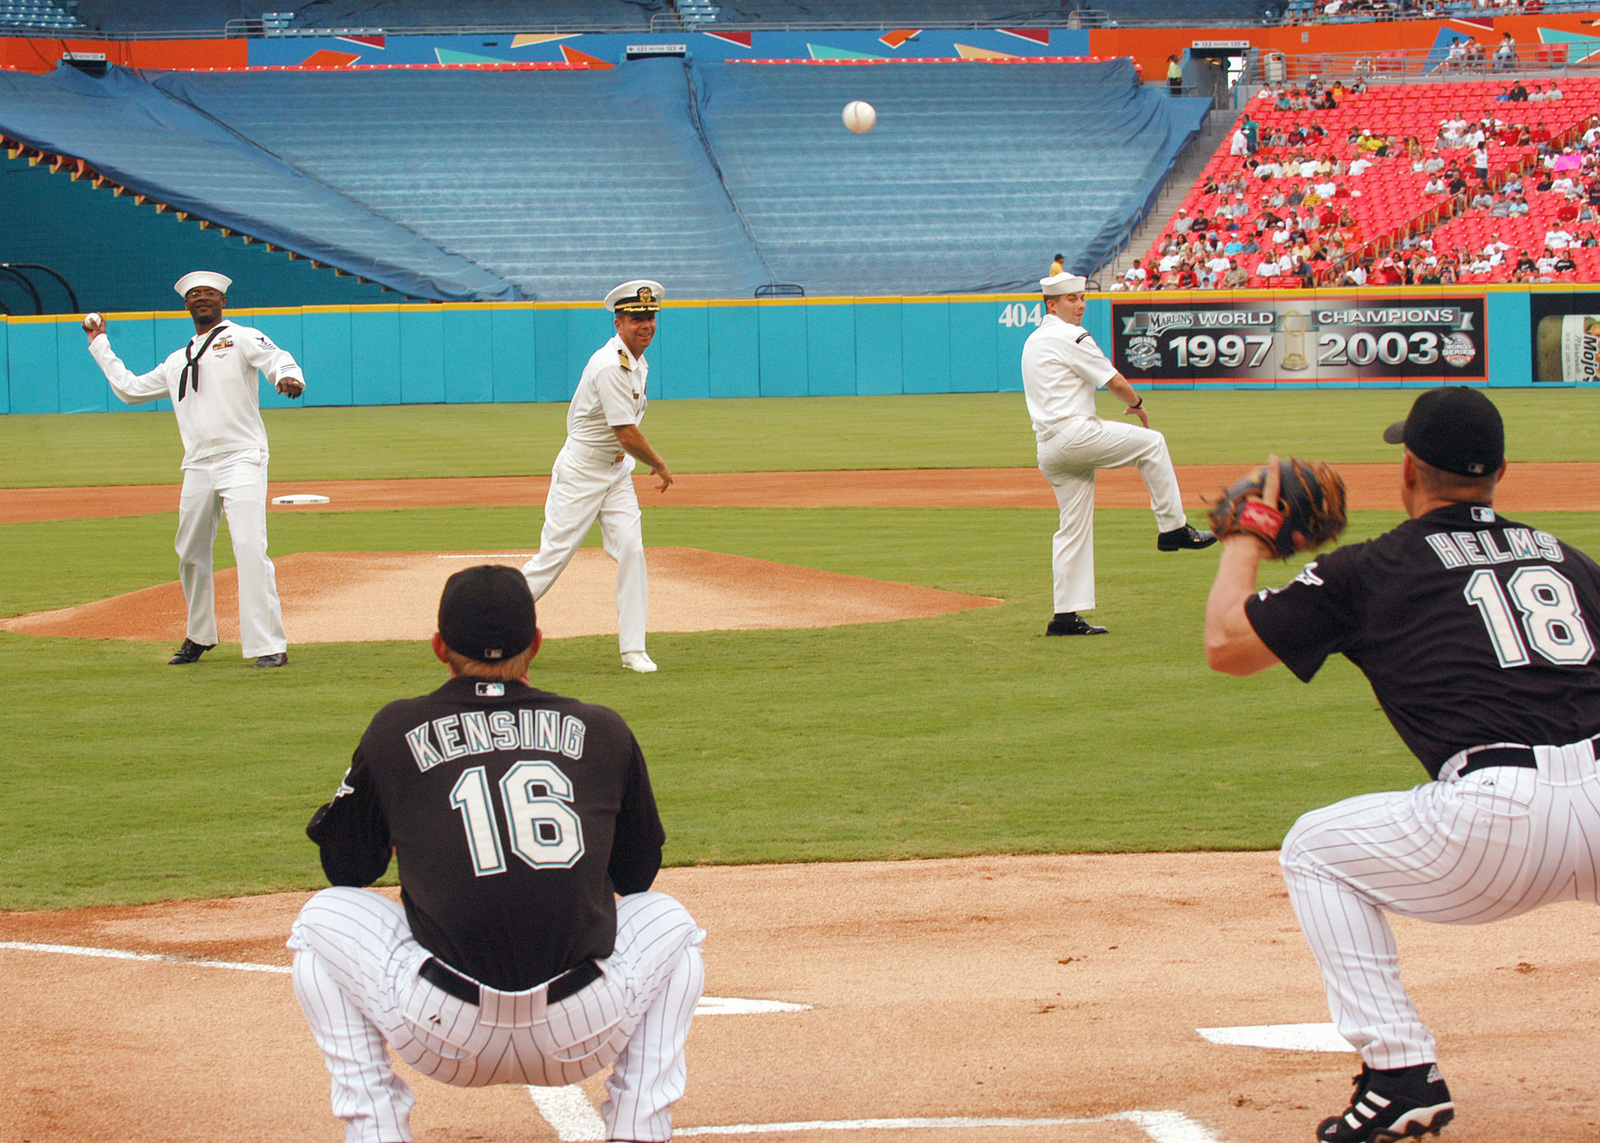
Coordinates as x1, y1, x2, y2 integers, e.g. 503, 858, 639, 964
1382, 386, 1504, 477
437, 565, 537, 662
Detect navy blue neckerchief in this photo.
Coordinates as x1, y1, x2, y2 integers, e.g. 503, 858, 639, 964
179, 323, 228, 401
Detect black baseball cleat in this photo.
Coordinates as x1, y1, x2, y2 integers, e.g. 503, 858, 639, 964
1046, 612, 1108, 636
1158, 524, 1218, 551
1317, 1063, 1454, 1143
253, 652, 289, 668
167, 639, 216, 665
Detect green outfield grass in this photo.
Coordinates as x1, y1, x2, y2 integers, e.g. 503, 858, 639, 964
1, 390, 1597, 909
2, 387, 1597, 487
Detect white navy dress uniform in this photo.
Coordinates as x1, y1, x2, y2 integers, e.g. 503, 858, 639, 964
86, 271, 301, 664
523, 280, 667, 672
1020, 273, 1210, 634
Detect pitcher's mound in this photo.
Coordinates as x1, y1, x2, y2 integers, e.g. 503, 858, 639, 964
0, 549, 1001, 644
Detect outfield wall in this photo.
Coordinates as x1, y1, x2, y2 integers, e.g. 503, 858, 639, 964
2, 289, 1593, 415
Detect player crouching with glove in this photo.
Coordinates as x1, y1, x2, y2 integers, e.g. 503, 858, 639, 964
290, 565, 704, 1143
1203, 387, 1600, 1143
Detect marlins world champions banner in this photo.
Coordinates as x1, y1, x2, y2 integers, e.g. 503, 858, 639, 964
1109, 297, 1487, 384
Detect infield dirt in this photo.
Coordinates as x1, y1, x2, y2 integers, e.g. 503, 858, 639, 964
5, 461, 1600, 524
1, 853, 1597, 1142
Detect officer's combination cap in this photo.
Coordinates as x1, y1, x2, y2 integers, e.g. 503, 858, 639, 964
606, 279, 665, 314
438, 565, 537, 662
1382, 386, 1504, 477
174, 271, 233, 298
1040, 272, 1087, 295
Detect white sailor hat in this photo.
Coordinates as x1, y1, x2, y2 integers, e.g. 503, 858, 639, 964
174, 271, 232, 298
1040, 272, 1087, 295
605, 279, 664, 313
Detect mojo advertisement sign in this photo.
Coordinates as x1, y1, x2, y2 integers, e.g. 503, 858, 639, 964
1529, 291, 1600, 384
1110, 299, 1486, 383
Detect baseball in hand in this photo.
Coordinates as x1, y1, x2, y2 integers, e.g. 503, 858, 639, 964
83, 312, 103, 331
842, 100, 876, 134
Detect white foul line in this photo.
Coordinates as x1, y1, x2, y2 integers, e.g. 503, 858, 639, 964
0, 940, 291, 974
525, 1087, 1223, 1143
0, 941, 807, 1015
528, 1084, 608, 1141
671, 1111, 1222, 1141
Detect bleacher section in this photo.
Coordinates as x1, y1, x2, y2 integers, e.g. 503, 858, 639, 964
71, 0, 663, 34
156, 62, 769, 301
1140, 78, 1600, 288
0, 58, 1206, 303
694, 59, 1205, 295
0, 65, 519, 301
0, 0, 82, 30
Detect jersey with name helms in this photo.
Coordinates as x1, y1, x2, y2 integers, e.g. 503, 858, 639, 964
1246, 502, 1600, 776
306, 677, 665, 991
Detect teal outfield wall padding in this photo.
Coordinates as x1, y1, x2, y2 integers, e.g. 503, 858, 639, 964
0, 290, 1577, 416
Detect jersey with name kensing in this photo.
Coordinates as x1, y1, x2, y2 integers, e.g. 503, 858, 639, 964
1245, 502, 1600, 777
306, 676, 665, 991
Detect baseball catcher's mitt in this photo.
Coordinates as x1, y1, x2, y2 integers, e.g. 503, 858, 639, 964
1209, 458, 1347, 559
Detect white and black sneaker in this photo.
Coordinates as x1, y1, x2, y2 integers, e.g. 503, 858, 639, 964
1318, 1063, 1453, 1143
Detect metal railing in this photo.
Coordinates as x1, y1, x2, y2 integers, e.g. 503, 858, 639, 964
1253, 45, 1598, 87
0, 262, 77, 314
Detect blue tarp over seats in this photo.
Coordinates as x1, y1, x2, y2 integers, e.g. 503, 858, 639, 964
156, 61, 771, 302
0, 65, 521, 301
1, 58, 1206, 302
690, 59, 1209, 294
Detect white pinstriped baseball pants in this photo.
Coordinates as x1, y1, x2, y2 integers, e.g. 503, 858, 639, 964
1281, 735, 1600, 1070
289, 887, 704, 1143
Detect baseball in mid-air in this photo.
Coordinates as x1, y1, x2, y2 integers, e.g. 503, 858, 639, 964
842, 100, 876, 134
83, 312, 102, 330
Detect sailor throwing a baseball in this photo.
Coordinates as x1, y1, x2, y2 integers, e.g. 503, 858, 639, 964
523, 280, 672, 673
83, 271, 303, 668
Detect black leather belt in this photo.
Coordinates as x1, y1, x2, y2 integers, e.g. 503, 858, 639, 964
419, 957, 601, 1007
1456, 734, 1600, 778
1456, 746, 1538, 777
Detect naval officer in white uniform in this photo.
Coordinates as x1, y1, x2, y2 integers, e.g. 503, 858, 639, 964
523, 280, 673, 673
1021, 272, 1214, 637
84, 271, 304, 667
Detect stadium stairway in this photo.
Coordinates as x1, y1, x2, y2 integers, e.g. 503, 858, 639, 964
1097, 106, 1236, 286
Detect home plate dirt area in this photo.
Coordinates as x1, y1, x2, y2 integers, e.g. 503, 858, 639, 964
1, 855, 1598, 1142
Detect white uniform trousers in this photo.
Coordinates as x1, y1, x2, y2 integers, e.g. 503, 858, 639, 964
290, 887, 705, 1143
174, 448, 287, 658
524, 441, 649, 655
1280, 735, 1600, 1069
1036, 417, 1188, 613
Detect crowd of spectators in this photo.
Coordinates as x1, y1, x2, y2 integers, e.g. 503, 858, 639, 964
1121, 73, 1600, 291
1282, 0, 1541, 25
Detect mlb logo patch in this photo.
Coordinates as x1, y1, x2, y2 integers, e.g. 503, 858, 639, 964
1471, 506, 1495, 523
476, 682, 505, 697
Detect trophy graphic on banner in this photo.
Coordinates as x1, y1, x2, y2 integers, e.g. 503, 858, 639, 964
1280, 310, 1310, 371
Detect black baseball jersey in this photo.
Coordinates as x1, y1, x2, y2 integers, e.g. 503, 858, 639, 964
306, 676, 665, 991
1246, 502, 1600, 777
